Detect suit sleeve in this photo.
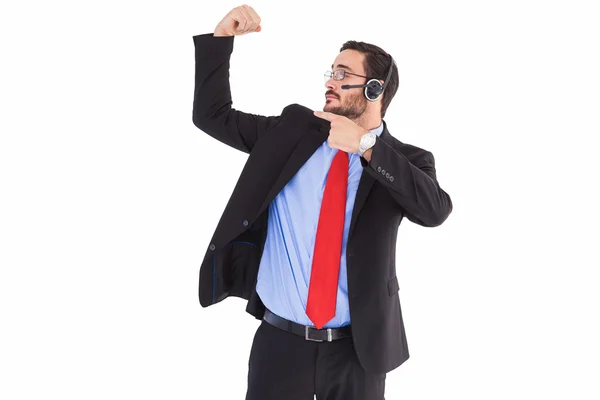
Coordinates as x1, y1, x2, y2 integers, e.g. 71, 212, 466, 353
360, 138, 453, 227
191, 33, 281, 154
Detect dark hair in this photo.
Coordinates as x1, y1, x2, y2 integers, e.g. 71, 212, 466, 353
339, 41, 399, 118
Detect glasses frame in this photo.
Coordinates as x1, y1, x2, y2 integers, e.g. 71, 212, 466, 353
324, 69, 372, 82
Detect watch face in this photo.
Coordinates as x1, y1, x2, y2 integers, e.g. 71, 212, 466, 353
363, 133, 376, 147
359, 133, 376, 154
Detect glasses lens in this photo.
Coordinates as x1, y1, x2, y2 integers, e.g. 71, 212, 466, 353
334, 69, 344, 80
324, 70, 332, 82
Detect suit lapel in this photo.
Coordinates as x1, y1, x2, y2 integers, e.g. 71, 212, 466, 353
348, 120, 391, 240
256, 119, 330, 217
348, 168, 376, 241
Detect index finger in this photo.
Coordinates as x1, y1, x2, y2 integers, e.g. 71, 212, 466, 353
313, 110, 337, 121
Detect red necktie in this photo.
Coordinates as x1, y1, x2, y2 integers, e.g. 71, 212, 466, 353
306, 150, 349, 329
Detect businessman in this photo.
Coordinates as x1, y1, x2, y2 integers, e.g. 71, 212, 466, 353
192, 5, 452, 400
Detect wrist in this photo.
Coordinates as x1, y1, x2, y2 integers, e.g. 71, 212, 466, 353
357, 132, 376, 157
213, 28, 232, 37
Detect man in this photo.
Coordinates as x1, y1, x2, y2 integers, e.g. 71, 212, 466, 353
192, 5, 452, 400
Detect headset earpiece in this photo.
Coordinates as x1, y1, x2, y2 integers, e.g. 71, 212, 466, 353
365, 79, 384, 102
339, 53, 395, 102
365, 54, 395, 102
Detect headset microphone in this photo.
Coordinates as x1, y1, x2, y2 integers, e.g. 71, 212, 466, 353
341, 54, 395, 102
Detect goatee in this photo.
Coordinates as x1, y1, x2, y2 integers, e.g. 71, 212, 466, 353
325, 92, 367, 120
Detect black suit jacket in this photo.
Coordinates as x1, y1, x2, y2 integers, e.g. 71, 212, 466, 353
191, 33, 453, 374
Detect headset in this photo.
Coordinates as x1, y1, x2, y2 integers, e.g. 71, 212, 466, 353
341, 53, 395, 102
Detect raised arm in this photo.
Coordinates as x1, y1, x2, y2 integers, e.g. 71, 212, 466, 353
192, 5, 279, 154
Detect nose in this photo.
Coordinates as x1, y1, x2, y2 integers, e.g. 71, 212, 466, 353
324, 77, 336, 91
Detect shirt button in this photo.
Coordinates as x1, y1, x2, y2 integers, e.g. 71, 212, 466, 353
243, 219, 249, 227
209, 244, 216, 251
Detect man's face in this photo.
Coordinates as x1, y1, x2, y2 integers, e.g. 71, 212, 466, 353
323, 49, 368, 120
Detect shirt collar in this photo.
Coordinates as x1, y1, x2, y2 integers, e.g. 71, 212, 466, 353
369, 121, 384, 137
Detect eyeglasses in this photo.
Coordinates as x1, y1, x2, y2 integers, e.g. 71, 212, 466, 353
324, 69, 370, 82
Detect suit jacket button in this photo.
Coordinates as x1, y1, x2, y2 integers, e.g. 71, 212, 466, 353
209, 244, 215, 251
377, 166, 382, 172
243, 220, 249, 227
390, 176, 394, 182
385, 173, 390, 178
381, 169, 386, 175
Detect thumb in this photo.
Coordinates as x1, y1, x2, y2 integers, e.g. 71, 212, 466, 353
255, 25, 262, 32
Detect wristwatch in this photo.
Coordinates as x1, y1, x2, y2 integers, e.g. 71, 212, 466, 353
357, 132, 376, 157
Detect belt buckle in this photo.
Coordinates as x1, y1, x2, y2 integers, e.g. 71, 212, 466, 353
305, 326, 333, 342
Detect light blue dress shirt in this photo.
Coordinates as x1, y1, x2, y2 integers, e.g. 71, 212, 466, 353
256, 121, 384, 328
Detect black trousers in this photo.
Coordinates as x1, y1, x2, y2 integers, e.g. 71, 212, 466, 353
245, 319, 386, 400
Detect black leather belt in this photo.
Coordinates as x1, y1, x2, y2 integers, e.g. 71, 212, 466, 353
263, 308, 352, 342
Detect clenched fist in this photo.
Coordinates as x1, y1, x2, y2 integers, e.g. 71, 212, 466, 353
214, 5, 262, 37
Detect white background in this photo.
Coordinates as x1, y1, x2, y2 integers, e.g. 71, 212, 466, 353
1, 0, 599, 399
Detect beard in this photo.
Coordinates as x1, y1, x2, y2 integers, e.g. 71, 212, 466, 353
324, 90, 368, 120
